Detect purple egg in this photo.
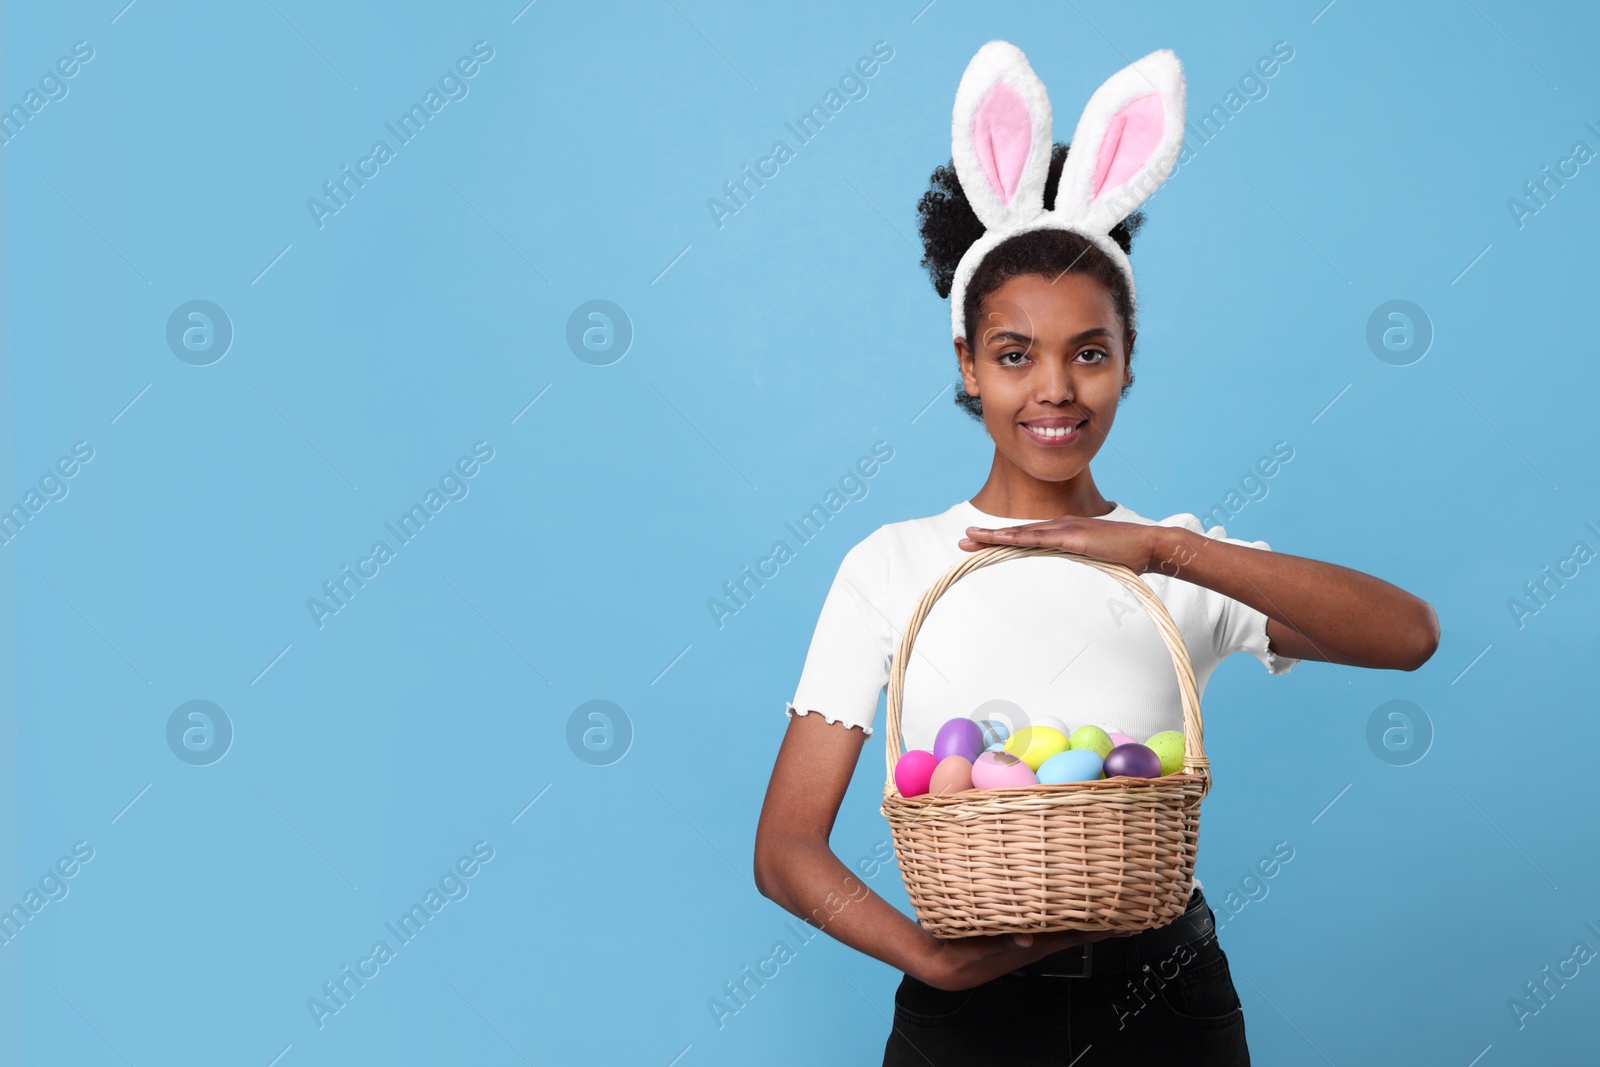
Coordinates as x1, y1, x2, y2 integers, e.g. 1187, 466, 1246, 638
1103, 742, 1162, 779
933, 717, 985, 762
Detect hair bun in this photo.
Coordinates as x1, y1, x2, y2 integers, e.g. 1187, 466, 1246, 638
916, 143, 1144, 301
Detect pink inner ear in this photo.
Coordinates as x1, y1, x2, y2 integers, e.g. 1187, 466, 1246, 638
973, 81, 1032, 206
1091, 92, 1165, 199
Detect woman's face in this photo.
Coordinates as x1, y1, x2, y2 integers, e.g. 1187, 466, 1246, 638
956, 272, 1133, 484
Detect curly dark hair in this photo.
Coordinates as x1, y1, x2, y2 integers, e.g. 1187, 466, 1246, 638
915, 141, 1145, 422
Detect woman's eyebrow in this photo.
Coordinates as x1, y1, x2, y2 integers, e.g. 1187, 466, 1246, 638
986, 326, 1114, 347
986, 329, 1033, 345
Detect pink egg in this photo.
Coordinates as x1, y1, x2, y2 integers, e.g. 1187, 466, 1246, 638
971, 750, 1039, 790
894, 750, 940, 797
928, 755, 974, 796
1108, 732, 1140, 748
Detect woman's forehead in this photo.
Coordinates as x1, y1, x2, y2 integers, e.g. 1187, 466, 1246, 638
979, 273, 1122, 340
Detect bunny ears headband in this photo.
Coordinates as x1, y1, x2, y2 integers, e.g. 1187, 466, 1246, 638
946, 41, 1187, 340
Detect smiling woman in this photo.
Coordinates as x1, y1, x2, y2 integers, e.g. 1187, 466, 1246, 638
955, 267, 1134, 497
917, 141, 1146, 421
754, 39, 1439, 1067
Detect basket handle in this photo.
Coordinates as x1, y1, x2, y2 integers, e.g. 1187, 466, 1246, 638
883, 544, 1209, 789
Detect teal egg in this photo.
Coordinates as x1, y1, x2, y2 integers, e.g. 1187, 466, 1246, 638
1036, 749, 1104, 784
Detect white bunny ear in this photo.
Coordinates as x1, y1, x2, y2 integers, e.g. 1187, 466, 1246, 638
1054, 50, 1186, 235
950, 41, 1054, 232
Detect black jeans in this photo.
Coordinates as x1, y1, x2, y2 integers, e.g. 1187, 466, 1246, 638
882, 891, 1250, 1066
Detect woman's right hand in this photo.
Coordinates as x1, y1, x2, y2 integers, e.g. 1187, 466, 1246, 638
914, 927, 1139, 991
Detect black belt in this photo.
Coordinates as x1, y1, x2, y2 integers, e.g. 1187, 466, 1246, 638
1004, 886, 1215, 980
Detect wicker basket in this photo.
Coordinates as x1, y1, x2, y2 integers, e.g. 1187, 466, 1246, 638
880, 544, 1212, 937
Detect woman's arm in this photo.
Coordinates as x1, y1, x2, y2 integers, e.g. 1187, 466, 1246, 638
754, 710, 1131, 990
960, 518, 1440, 671
1157, 525, 1439, 670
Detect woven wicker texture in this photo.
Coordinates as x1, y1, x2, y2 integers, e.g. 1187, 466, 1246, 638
880, 544, 1212, 936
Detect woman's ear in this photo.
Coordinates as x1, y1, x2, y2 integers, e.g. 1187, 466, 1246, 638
956, 336, 981, 398
1121, 328, 1137, 396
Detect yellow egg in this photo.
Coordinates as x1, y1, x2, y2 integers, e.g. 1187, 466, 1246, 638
1004, 726, 1069, 771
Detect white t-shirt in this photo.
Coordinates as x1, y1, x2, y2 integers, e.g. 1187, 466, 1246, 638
787, 497, 1297, 749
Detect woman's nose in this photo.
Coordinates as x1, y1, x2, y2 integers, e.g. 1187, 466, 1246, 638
1036, 359, 1075, 404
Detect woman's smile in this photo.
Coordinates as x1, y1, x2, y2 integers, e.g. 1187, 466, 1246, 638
1018, 415, 1088, 446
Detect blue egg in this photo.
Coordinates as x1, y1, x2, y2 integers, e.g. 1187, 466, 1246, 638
985, 739, 1007, 753
977, 718, 1011, 747
1036, 749, 1104, 784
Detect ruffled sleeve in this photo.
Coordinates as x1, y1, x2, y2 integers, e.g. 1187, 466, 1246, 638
1199, 519, 1301, 675
785, 528, 896, 736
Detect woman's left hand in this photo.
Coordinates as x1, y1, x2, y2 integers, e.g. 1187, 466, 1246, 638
960, 517, 1177, 575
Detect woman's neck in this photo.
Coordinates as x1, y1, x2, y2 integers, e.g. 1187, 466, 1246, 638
968, 451, 1114, 520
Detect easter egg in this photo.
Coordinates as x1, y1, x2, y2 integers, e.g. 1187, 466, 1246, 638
1107, 732, 1140, 748
933, 717, 985, 763
1004, 726, 1069, 771
971, 751, 1039, 789
1143, 730, 1186, 776
1029, 713, 1071, 737
970, 699, 1026, 740
1103, 743, 1162, 779
985, 739, 1007, 753
1036, 749, 1104, 784
976, 718, 1011, 748
1069, 725, 1114, 760
894, 750, 940, 797
928, 755, 974, 795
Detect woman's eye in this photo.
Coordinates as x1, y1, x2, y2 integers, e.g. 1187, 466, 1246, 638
997, 351, 1027, 366
1077, 348, 1108, 364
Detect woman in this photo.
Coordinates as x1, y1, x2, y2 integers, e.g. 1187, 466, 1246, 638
754, 41, 1438, 1065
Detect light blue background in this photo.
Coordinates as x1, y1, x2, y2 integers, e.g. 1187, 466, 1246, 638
3, 0, 1597, 1063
